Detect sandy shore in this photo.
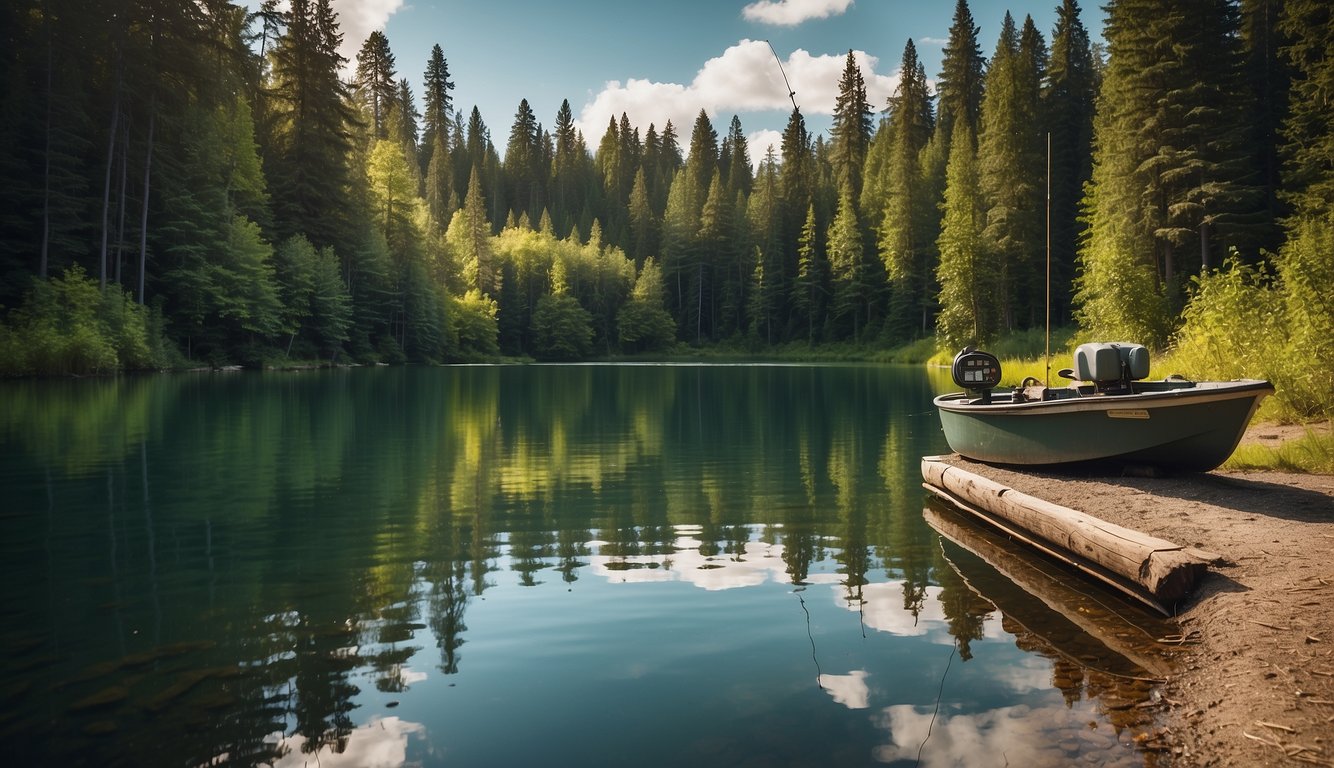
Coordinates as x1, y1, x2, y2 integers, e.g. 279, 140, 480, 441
934, 432, 1334, 766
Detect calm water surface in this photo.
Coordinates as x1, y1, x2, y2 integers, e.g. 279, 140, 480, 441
0, 365, 1175, 767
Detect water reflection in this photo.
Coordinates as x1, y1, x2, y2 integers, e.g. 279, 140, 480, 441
0, 365, 1176, 766
264, 715, 427, 768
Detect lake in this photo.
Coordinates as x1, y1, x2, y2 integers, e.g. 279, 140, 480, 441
0, 364, 1175, 767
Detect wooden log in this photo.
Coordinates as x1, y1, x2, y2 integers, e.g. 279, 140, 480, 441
921, 457, 1211, 603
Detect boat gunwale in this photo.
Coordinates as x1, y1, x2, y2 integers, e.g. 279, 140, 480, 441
934, 379, 1273, 416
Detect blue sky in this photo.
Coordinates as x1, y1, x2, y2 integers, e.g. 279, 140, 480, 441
306, 0, 1105, 160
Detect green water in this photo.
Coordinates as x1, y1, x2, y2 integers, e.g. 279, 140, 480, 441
0, 365, 1170, 767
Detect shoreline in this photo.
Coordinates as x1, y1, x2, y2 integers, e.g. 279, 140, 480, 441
931, 453, 1334, 766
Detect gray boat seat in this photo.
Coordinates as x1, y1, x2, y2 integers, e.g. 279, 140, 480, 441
1074, 342, 1149, 383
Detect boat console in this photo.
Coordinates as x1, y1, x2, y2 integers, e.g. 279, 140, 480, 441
950, 348, 1003, 403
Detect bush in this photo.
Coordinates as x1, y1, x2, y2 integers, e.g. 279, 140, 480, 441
531, 293, 593, 361
450, 290, 499, 360
617, 299, 676, 354
0, 266, 167, 376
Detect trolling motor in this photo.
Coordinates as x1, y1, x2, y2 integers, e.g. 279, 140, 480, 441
951, 347, 1003, 404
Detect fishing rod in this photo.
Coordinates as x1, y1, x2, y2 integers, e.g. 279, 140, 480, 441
766, 40, 799, 112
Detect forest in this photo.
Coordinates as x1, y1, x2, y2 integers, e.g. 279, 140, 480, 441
0, 0, 1329, 412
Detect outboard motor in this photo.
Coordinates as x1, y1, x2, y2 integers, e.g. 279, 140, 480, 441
951, 348, 1002, 404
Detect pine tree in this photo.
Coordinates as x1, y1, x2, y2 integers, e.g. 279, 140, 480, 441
392, 79, 420, 170
504, 99, 543, 225
878, 40, 935, 340
449, 165, 498, 298
425, 130, 454, 229
659, 169, 700, 329
829, 50, 873, 201
1042, 0, 1096, 323
827, 184, 869, 341
267, 0, 357, 249
937, 0, 987, 145
626, 167, 656, 266
420, 43, 455, 177
779, 107, 815, 326
550, 99, 585, 237
937, 120, 992, 350
617, 257, 676, 352
1078, 0, 1261, 343
790, 204, 824, 343
748, 149, 785, 340
720, 115, 753, 195
355, 30, 397, 140
686, 110, 718, 203
1278, 0, 1332, 220
978, 12, 1045, 331
1239, 0, 1287, 254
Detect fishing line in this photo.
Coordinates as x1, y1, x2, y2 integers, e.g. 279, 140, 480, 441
766, 40, 799, 111
796, 589, 824, 689
915, 639, 956, 767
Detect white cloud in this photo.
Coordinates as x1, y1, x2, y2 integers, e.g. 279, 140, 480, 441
265, 716, 426, 768
575, 40, 900, 157
332, 0, 406, 70
872, 703, 1097, 768
919, 36, 949, 46
819, 669, 871, 709
747, 129, 784, 163
742, 0, 855, 26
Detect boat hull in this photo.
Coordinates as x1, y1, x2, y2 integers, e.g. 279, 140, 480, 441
934, 380, 1273, 471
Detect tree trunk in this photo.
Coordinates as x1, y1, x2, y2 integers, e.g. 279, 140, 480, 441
40, 27, 52, 279
138, 102, 155, 305
100, 57, 123, 292
1200, 220, 1211, 272
114, 120, 130, 288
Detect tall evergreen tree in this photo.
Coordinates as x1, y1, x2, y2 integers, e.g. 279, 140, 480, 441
420, 43, 455, 176
354, 30, 396, 140
829, 50, 873, 201
1278, 0, 1332, 220
267, 0, 357, 249
827, 183, 870, 341
450, 165, 498, 297
550, 99, 586, 238
878, 40, 936, 339
1078, 0, 1261, 344
979, 13, 1046, 331
779, 107, 815, 328
720, 115, 753, 195
686, 110, 719, 203
747, 149, 785, 340
790, 203, 824, 343
937, 120, 992, 350
936, 0, 987, 145
1041, 0, 1096, 322
626, 167, 656, 265
1239, 0, 1288, 254
659, 168, 700, 329
504, 98, 543, 226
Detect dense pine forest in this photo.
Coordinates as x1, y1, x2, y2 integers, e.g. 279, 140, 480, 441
0, 1, 1329, 405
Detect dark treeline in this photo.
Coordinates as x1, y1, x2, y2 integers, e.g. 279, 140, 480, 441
0, 0, 1329, 373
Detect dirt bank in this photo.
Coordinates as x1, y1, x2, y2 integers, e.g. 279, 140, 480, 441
936, 442, 1334, 766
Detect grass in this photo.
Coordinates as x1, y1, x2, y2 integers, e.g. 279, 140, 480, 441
1222, 426, 1334, 474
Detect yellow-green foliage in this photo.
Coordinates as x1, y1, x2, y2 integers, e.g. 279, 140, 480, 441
1163, 222, 1334, 422
0, 266, 162, 376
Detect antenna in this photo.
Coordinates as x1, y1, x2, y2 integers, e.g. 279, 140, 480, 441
766, 40, 799, 111
1045, 131, 1052, 388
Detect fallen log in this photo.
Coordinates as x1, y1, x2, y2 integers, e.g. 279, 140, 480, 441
922, 456, 1218, 611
